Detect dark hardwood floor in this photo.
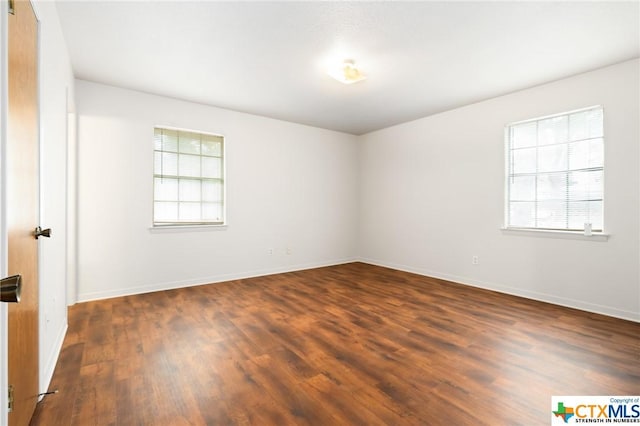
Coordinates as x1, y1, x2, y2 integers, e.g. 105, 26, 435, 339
31, 262, 639, 425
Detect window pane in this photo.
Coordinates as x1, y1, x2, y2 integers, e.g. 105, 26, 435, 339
202, 137, 222, 157
202, 203, 223, 221
537, 173, 567, 201
154, 130, 162, 150
511, 122, 537, 149
203, 181, 223, 202
568, 170, 603, 201
179, 179, 201, 202
536, 201, 567, 229
178, 154, 201, 177
154, 152, 161, 173
202, 157, 222, 178
509, 202, 535, 227
509, 175, 535, 201
588, 201, 603, 230
569, 111, 588, 141
569, 138, 604, 171
537, 144, 567, 173
538, 115, 568, 146
154, 152, 178, 176
179, 202, 200, 221
568, 108, 603, 140
568, 201, 603, 230
154, 177, 178, 201
587, 108, 603, 138
179, 132, 201, 154
155, 128, 178, 152
587, 138, 604, 168
512, 147, 536, 173
154, 202, 178, 222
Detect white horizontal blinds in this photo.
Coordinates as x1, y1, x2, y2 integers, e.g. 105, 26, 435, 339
507, 106, 603, 231
153, 128, 224, 225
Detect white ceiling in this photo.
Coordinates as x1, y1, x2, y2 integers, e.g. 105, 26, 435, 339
55, 1, 639, 135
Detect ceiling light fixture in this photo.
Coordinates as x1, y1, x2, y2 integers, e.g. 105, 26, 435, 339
328, 59, 366, 85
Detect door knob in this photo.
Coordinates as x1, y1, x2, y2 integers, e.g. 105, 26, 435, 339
0, 275, 21, 303
34, 226, 51, 239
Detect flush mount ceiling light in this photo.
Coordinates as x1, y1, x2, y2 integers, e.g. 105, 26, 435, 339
327, 59, 366, 85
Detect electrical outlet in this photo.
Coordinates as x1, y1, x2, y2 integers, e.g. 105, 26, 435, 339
472, 255, 479, 265
268, 248, 274, 256
286, 247, 292, 255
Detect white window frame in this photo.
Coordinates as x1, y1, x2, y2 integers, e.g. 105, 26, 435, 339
152, 126, 226, 228
503, 106, 606, 238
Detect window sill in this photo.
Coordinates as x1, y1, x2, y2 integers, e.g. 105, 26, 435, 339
149, 224, 228, 233
501, 227, 609, 242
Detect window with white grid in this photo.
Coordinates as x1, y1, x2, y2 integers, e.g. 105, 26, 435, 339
505, 106, 604, 232
153, 127, 225, 226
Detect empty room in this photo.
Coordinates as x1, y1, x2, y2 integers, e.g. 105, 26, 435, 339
1, 1, 639, 425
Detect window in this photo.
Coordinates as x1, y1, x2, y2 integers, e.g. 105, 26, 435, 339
505, 106, 604, 232
153, 127, 225, 226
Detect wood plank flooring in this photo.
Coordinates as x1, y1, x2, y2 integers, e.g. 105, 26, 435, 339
30, 262, 639, 425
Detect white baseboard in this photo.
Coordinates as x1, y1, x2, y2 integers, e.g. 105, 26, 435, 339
40, 321, 68, 399
358, 257, 640, 323
77, 257, 358, 303
76, 256, 639, 323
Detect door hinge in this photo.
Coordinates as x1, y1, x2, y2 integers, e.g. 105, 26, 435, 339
8, 384, 14, 413
8, 0, 15, 15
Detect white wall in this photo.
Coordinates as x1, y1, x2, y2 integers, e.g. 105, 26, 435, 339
359, 59, 640, 322
75, 80, 358, 301
33, 0, 74, 394
77, 61, 640, 321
